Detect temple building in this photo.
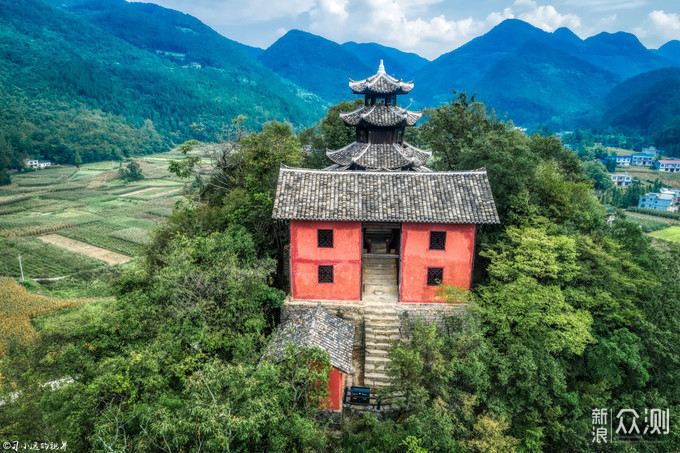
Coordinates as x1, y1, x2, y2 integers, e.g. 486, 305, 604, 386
271, 61, 499, 394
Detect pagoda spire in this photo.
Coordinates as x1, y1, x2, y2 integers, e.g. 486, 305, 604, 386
377, 59, 385, 74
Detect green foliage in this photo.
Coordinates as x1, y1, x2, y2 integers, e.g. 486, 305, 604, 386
584, 161, 614, 190
627, 206, 680, 220
118, 160, 144, 182
0, 0, 323, 167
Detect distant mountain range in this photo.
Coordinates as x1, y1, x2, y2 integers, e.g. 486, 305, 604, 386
256, 18, 680, 130
3, 0, 680, 166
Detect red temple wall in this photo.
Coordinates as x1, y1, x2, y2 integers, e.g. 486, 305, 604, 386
290, 220, 362, 300
324, 367, 344, 411
400, 223, 476, 303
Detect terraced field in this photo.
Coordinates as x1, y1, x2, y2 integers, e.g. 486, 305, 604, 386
0, 149, 206, 278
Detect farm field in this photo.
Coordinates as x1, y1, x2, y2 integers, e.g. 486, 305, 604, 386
620, 166, 680, 188
650, 226, 680, 243
0, 149, 206, 279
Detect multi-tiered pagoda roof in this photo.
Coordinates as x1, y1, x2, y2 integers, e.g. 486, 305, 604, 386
325, 61, 431, 172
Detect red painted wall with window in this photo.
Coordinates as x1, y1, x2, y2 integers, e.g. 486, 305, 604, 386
290, 220, 362, 300
323, 367, 344, 411
400, 223, 476, 303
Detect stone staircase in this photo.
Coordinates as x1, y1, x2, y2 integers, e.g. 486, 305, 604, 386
362, 255, 401, 389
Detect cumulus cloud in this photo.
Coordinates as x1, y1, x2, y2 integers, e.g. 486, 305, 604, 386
634, 10, 680, 47
146, 0, 585, 59
512, 1, 581, 32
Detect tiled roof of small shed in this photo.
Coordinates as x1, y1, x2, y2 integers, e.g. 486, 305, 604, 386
266, 306, 354, 374
272, 166, 500, 224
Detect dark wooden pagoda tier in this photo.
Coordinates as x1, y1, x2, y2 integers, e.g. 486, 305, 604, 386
340, 105, 421, 128
326, 142, 431, 171
349, 61, 414, 95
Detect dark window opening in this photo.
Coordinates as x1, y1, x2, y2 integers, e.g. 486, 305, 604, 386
427, 267, 444, 286
318, 229, 334, 248
318, 265, 334, 283
429, 231, 446, 250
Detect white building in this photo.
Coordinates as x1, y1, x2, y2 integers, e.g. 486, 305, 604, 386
611, 173, 632, 187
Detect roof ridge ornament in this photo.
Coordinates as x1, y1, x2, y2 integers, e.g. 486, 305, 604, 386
378, 59, 385, 74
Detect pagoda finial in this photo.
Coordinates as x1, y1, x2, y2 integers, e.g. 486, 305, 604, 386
377, 59, 385, 74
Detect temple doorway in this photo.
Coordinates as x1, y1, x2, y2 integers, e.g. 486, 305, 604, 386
362, 223, 400, 301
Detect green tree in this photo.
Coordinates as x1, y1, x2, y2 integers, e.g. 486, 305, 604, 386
118, 159, 144, 182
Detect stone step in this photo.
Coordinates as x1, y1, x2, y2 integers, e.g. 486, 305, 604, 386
365, 341, 393, 351
366, 327, 401, 336
364, 373, 392, 386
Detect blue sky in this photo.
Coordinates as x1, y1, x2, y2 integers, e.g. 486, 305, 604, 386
139, 0, 680, 59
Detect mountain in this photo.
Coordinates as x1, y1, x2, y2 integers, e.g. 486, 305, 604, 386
411, 19, 551, 107
605, 67, 680, 108
0, 0, 324, 165
341, 42, 429, 77
258, 30, 372, 103
577, 32, 675, 80
408, 19, 680, 127
602, 73, 680, 135
475, 40, 619, 127
44, 0, 268, 70
655, 40, 680, 65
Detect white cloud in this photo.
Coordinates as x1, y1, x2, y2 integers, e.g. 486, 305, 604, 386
634, 10, 680, 47
145, 0, 586, 59
510, 0, 581, 32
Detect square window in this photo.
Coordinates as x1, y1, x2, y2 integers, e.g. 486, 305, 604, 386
427, 267, 444, 286
318, 265, 334, 283
317, 229, 334, 248
429, 231, 446, 250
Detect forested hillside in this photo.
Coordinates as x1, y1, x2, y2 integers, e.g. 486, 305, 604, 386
0, 0, 323, 173
258, 30, 372, 103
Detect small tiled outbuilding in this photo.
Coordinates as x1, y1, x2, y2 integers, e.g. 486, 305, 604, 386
267, 306, 354, 411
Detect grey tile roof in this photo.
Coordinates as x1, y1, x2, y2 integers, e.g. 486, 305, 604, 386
340, 106, 421, 128
326, 141, 431, 171
266, 306, 354, 373
349, 62, 414, 95
272, 166, 500, 224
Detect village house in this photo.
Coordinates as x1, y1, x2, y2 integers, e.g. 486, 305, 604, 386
271, 61, 499, 404
655, 160, 680, 172
639, 192, 675, 211
610, 173, 631, 187
631, 153, 655, 166
607, 155, 631, 166
23, 159, 52, 169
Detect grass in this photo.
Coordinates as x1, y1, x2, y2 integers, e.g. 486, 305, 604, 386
0, 237, 104, 278
621, 166, 680, 188
0, 151, 191, 290
650, 226, 680, 243
0, 277, 92, 356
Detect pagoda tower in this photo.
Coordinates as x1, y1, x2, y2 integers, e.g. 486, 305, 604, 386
326, 60, 431, 172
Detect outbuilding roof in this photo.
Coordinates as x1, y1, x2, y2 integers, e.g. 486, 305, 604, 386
272, 166, 500, 224
266, 306, 354, 374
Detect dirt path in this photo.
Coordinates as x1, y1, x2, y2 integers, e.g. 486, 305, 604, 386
119, 187, 163, 197
37, 234, 131, 265
149, 187, 182, 198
